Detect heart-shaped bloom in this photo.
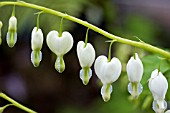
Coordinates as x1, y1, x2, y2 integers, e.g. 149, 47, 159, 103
46, 30, 73, 56
126, 53, 143, 83
77, 41, 95, 68
31, 27, 44, 51
94, 55, 121, 102
46, 30, 73, 73
77, 41, 95, 85
31, 27, 44, 67
94, 55, 121, 84
149, 69, 168, 112
6, 16, 17, 47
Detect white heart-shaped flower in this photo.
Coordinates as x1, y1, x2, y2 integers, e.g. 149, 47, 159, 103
149, 69, 168, 100
46, 30, 73, 56
9, 16, 17, 30
77, 41, 95, 68
126, 53, 143, 83
94, 55, 122, 84
31, 27, 44, 51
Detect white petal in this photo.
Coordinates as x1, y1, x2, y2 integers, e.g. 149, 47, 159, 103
46, 31, 73, 56
165, 110, 170, 113
77, 41, 95, 67
9, 16, 17, 30
94, 55, 122, 84
149, 69, 168, 100
31, 27, 44, 50
126, 53, 143, 82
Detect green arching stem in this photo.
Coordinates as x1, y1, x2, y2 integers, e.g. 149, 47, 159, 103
0, 92, 37, 113
84, 28, 89, 48
1, 1, 170, 59
59, 17, 63, 37
107, 40, 116, 62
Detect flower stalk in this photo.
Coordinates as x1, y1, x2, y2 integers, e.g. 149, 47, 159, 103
0, 1, 170, 58
0, 92, 37, 113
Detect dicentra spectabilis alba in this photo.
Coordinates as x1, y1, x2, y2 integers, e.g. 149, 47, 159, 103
6, 16, 17, 47
0, 21, 2, 45
149, 69, 168, 113
126, 53, 143, 98
31, 27, 44, 67
77, 41, 95, 85
94, 55, 122, 102
46, 30, 73, 73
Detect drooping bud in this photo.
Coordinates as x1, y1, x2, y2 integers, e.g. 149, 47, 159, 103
31, 27, 44, 67
31, 27, 43, 51
149, 69, 168, 113
94, 55, 122, 101
30, 27, 44, 67
46, 30, 73, 73
126, 53, 143, 98
77, 41, 95, 85
0, 21, 2, 45
6, 16, 17, 47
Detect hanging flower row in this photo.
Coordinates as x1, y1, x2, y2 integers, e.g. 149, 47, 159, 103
0, 6, 169, 113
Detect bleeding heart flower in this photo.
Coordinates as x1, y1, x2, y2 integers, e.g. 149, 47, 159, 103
149, 69, 168, 113
77, 41, 95, 85
94, 55, 121, 101
94, 55, 121, 84
6, 16, 17, 47
31, 27, 44, 67
46, 30, 73, 73
126, 53, 143, 98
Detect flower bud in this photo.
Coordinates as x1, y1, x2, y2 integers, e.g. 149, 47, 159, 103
77, 41, 95, 85
31, 27, 44, 51
149, 69, 168, 112
126, 53, 143, 83
94, 55, 121, 101
126, 53, 143, 98
46, 30, 73, 73
6, 16, 17, 47
77, 41, 95, 68
149, 69, 168, 100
